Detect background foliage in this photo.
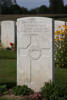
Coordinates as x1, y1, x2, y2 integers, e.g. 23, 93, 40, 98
0, 0, 67, 14
54, 25, 67, 68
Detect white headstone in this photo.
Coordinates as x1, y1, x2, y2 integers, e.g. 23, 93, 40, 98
54, 20, 65, 39
17, 17, 54, 91
55, 20, 65, 31
1, 21, 15, 48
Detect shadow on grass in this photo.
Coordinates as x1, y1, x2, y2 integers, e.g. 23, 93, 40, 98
0, 82, 16, 89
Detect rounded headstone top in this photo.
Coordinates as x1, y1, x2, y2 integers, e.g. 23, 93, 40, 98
1, 21, 15, 24
17, 17, 52, 22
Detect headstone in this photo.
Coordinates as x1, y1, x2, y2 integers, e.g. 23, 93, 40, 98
55, 20, 65, 31
17, 17, 54, 91
1, 21, 15, 48
54, 20, 65, 39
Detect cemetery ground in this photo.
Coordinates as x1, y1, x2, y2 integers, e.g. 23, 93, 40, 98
0, 49, 67, 100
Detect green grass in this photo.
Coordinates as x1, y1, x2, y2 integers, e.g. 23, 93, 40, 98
0, 49, 16, 87
0, 59, 16, 83
55, 68, 67, 86
0, 49, 16, 59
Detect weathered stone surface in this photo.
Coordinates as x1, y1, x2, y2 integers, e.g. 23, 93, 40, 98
54, 20, 65, 39
1, 21, 15, 48
17, 17, 54, 91
55, 20, 65, 31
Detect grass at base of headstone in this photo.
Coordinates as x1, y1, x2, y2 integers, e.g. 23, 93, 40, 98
0, 59, 16, 88
55, 68, 67, 86
0, 49, 16, 59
